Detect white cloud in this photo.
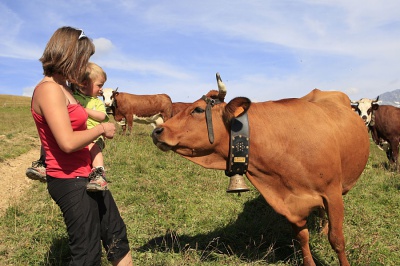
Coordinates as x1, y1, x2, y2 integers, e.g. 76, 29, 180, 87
93, 38, 114, 56
99, 58, 192, 80
22, 86, 35, 97
346, 87, 360, 96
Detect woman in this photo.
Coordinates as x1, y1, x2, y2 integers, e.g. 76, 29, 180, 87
31, 26, 132, 265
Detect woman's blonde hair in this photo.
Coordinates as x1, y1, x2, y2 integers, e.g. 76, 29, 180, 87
39, 26, 95, 86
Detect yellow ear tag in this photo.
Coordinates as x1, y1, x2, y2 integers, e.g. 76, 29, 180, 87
234, 107, 245, 117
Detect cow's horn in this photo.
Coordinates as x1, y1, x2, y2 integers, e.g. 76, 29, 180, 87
216, 72, 227, 99
115, 87, 119, 92
350, 100, 359, 107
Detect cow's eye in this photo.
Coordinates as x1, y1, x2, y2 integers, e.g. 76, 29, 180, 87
192, 107, 205, 114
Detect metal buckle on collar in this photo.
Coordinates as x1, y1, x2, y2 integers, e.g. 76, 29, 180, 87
201, 95, 222, 144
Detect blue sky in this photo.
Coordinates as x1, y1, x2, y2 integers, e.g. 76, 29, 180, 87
1, 0, 400, 103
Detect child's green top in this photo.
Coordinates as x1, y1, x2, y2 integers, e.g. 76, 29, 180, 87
73, 91, 109, 130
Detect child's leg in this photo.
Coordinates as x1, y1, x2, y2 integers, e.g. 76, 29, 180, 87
39, 145, 46, 162
87, 141, 108, 192
89, 142, 104, 169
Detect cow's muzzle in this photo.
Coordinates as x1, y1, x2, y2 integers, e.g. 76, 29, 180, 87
151, 127, 172, 152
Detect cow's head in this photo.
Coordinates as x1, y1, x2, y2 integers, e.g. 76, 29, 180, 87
351, 97, 379, 126
151, 73, 251, 169
101, 87, 119, 114
102, 87, 119, 107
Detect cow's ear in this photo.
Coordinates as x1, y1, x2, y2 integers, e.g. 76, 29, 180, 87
350, 101, 359, 110
223, 97, 251, 125
372, 102, 379, 110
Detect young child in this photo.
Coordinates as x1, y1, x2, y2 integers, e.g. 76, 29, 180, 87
26, 62, 110, 191
73, 62, 110, 191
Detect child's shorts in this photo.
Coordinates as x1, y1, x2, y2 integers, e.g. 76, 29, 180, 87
94, 137, 105, 151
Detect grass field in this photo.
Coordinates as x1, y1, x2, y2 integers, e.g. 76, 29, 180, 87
0, 95, 399, 265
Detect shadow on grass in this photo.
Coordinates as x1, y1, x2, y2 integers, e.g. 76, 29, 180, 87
135, 195, 330, 265
43, 237, 70, 266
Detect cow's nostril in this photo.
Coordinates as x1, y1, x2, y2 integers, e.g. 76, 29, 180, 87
152, 127, 164, 136
151, 127, 164, 144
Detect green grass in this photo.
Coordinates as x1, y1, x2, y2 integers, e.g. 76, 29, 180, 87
0, 95, 399, 265
0, 95, 39, 162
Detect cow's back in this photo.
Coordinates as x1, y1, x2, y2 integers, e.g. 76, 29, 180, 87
306, 90, 370, 193
247, 90, 369, 195
116, 93, 173, 120
301, 88, 351, 109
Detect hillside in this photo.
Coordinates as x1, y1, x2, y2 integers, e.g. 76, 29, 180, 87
378, 89, 400, 106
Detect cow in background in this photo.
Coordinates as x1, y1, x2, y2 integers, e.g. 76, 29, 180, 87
351, 97, 400, 166
350, 97, 379, 125
102, 88, 173, 133
151, 73, 369, 266
172, 102, 192, 116
369, 105, 400, 165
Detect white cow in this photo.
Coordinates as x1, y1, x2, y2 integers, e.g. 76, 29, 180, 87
350, 97, 380, 126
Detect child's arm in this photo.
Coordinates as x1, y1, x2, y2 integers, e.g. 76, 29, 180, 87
85, 108, 107, 122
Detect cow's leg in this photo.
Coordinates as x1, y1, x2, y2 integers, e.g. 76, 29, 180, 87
389, 139, 399, 164
386, 148, 393, 164
324, 194, 350, 266
126, 115, 133, 134
291, 222, 315, 266
116, 117, 127, 134
317, 207, 328, 235
391, 139, 399, 171
385, 139, 399, 171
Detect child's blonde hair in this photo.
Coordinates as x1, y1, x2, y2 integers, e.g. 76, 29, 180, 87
70, 62, 107, 93
84, 62, 107, 83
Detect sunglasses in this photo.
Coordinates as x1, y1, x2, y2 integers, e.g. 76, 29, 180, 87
78, 29, 87, 40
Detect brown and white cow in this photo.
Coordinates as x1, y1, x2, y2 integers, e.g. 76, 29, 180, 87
352, 98, 400, 165
151, 79, 369, 265
102, 88, 173, 133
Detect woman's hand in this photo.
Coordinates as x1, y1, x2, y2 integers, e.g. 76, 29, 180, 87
100, 123, 116, 139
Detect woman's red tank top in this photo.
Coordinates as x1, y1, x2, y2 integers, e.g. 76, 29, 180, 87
31, 92, 92, 178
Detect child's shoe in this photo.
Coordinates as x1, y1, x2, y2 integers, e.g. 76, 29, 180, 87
26, 159, 47, 183
86, 167, 108, 191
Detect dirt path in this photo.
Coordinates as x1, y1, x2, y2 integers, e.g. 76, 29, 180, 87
0, 149, 40, 215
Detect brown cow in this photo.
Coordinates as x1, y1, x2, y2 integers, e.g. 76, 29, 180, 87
151, 79, 369, 265
366, 104, 400, 165
102, 88, 173, 133
351, 98, 400, 166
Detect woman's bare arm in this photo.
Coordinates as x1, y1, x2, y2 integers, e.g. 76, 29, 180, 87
33, 82, 115, 153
